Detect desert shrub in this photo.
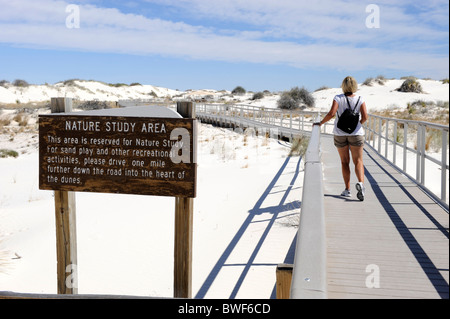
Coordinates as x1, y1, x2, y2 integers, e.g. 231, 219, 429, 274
277, 92, 299, 110
251, 92, 264, 100
375, 75, 387, 85
62, 79, 82, 86
397, 78, 423, 93
363, 77, 374, 86
130, 82, 142, 86
12, 79, 29, 87
0, 149, 19, 158
0, 80, 10, 87
108, 83, 128, 87
77, 100, 116, 110
436, 101, 449, 109
400, 75, 417, 80
293, 87, 314, 107
363, 75, 386, 86
232, 86, 246, 95
441, 78, 449, 84
314, 86, 330, 92
278, 86, 315, 110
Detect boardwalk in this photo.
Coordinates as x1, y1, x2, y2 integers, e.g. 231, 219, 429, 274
197, 107, 449, 299
321, 134, 449, 299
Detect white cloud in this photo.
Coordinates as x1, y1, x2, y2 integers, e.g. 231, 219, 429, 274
0, 0, 448, 78
142, 0, 448, 44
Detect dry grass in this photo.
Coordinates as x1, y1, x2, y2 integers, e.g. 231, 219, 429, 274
0, 117, 11, 130
13, 113, 29, 126
371, 104, 448, 153
0, 101, 49, 109
371, 101, 449, 126
289, 135, 310, 157
0, 240, 11, 274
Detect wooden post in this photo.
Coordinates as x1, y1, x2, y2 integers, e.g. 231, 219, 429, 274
51, 97, 78, 294
174, 102, 196, 298
276, 264, 293, 299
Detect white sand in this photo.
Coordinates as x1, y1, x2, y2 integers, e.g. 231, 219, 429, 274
0, 121, 300, 298
1, 79, 448, 113
0, 78, 448, 298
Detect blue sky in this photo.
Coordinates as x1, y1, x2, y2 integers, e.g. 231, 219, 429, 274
0, 0, 448, 92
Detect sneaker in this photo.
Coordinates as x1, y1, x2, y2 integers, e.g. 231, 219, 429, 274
341, 189, 351, 197
356, 182, 365, 201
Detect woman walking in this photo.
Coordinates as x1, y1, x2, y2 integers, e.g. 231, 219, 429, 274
314, 76, 368, 201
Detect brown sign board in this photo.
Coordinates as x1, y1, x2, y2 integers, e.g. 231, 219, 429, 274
39, 115, 197, 198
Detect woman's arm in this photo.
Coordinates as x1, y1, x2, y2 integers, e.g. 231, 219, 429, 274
314, 100, 339, 126
360, 102, 368, 125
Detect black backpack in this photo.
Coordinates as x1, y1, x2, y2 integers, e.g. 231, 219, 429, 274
336, 96, 361, 134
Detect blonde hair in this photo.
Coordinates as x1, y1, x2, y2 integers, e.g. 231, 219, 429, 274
341, 76, 358, 94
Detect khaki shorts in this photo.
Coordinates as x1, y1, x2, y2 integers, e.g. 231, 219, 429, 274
334, 135, 365, 148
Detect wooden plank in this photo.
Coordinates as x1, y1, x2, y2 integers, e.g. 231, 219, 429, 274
173, 102, 196, 299
276, 264, 293, 299
320, 134, 449, 299
174, 196, 194, 298
54, 190, 78, 294
50, 98, 78, 295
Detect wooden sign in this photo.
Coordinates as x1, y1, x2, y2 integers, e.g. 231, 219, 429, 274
39, 115, 197, 198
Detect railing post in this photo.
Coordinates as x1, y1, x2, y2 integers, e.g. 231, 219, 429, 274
371, 116, 375, 147
416, 124, 422, 183
276, 264, 293, 299
174, 101, 196, 299
50, 97, 78, 295
420, 124, 426, 185
441, 129, 448, 202
378, 118, 382, 153
385, 119, 389, 159
290, 111, 293, 140
403, 122, 408, 172
393, 122, 397, 165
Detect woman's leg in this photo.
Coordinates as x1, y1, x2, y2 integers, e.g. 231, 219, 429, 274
349, 145, 364, 183
337, 145, 351, 190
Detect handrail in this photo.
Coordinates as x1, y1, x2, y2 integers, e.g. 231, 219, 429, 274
289, 119, 327, 299
195, 103, 321, 137
364, 114, 448, 209
193, 102, 448, 209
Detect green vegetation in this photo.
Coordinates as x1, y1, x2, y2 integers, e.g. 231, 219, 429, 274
363, 75, 387, 86
277, 86, 315, 110
251, 92, 264, 100
0, 149, 19, 158
397, 78, 423, 93
314, 86, 330, 92
232, 86, 246, 95
12, 79, 30, 87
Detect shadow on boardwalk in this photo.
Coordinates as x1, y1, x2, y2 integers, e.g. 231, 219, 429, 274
323, 131, 448, 299
364, 150, 449, 299
195, 156, 302, 299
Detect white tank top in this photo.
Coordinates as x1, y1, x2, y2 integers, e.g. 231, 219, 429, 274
333, 94, 365, 136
